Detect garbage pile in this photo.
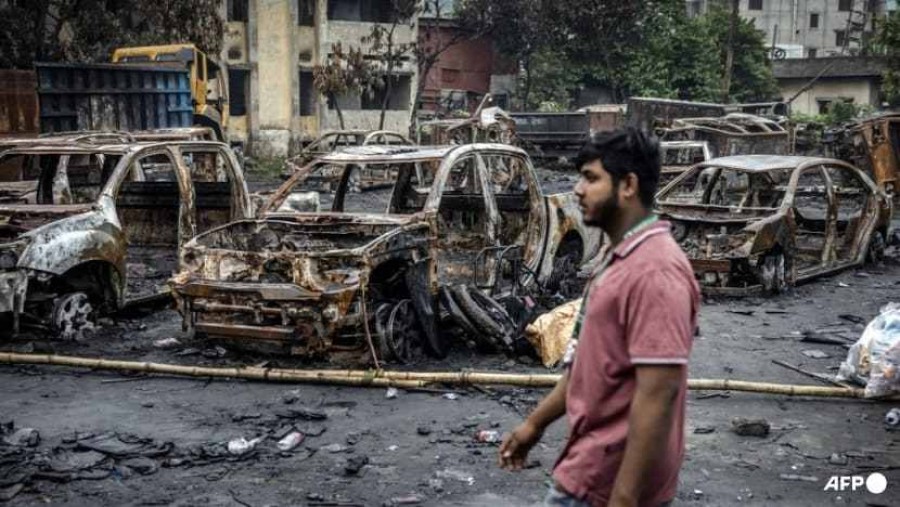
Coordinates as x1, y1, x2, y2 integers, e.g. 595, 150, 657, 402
838, 303, 900, 398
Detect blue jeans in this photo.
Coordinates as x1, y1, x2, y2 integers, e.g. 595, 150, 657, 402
543, 485, 674, 507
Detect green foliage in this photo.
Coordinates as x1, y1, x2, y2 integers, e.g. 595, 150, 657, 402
0, 0, 223, 69
874, 11, 900, 106
790, 102, 874, 127
700, 6, 778, 103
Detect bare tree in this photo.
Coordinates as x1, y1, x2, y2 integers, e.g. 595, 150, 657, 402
313, 43, 373, 130
363, 0, 418, 130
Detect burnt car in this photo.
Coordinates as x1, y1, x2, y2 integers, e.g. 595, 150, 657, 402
656, 155, 891, 294
659, 141, 711, 185
171, 144, 601, 360
0, 141, 251, 338
284, 130, 412, 176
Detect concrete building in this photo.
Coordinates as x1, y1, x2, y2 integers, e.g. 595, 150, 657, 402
773, 56, 887, 114
686, 0, 894, 58
223, 0, 419, 157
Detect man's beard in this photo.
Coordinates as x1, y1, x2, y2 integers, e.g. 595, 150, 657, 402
584, 191, 621, 234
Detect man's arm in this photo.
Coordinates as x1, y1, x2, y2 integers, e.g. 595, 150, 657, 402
608, 365, 683, 507
498, 371, 568, 470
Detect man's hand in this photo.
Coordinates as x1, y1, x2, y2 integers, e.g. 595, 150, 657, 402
498, 420, 541, 470
497, 372, 569, 471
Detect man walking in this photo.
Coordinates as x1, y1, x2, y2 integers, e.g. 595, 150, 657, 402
499, 128, 700, 507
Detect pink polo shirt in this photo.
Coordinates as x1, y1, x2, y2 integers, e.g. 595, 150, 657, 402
553, 221, 699, 507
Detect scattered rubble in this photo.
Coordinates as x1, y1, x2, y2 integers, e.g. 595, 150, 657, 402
731, 418, 771, 437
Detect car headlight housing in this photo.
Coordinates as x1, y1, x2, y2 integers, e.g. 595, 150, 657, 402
0, 241, 27, 270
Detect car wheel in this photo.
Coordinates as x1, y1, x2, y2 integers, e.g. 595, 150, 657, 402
51, 292, 95, 341
866, 231, 886, 264
759, 252, 787, 294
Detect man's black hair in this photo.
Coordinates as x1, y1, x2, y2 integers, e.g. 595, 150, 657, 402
573, 127, 661, 207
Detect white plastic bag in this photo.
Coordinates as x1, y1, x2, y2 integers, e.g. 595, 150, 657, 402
838, 303, 900, 398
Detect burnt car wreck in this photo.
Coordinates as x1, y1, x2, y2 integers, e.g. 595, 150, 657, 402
171, 144, 600, 361
657, 155, 891, 294
0, 141, 251, 338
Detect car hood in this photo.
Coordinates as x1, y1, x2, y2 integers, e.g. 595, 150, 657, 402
0, 204, 94, 242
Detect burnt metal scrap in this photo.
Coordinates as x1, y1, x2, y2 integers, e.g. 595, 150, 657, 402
0, 140, 251, 338
656, 155, 891, 295
824, 113, 900, 203
170, 144, 601, 360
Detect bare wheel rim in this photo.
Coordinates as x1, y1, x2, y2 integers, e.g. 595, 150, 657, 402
52, 292, 94, 340
386, 299, 417, 363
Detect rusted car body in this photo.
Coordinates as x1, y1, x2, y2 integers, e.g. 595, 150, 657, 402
0, 141, 251, 338
171, 144, 601, 358
661, 113, 791, 161
826, 114, 900, 204
0, 128, 217, 154
417, 107, 518, 146
284, 130, 412, 176
656, 155, 891, 295
659, 141, 711, 185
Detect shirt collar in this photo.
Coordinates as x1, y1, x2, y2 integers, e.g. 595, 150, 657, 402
612, 220, 671, 259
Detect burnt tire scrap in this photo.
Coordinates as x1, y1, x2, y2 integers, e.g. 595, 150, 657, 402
449, 285, 516, 354
546, 239, 583, 300
438, 286, 487, 350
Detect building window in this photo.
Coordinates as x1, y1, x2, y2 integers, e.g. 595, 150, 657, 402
807, 48, 817, 58
299, 70, 315, 116
748, 0, 763, 10
328, 0, 395, 22
838, 0, 852, 11
809, 13, 819, 28
361, 75, 412, 110
228, 69, 249, 116
227, 0, 248, 22
836, 29, 847, 47
298, 0, 315, 26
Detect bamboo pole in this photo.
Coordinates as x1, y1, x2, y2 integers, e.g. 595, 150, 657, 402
0, 352, 893, 400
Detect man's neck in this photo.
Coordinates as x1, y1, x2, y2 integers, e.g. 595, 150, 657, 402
606, 207, 653, 246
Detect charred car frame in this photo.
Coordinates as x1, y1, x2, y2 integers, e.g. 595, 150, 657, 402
171, 144, 600, 360
657, 155, 891, 295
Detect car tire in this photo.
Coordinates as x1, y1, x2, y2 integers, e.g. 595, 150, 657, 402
866, 231, 886, 264
450, 285, 516, 353
759, 252, 787, 294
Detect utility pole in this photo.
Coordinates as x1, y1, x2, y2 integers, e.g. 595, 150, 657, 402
721, 0, 740, 103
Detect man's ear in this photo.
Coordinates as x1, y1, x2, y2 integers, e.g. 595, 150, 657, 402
620, 173, 640, 200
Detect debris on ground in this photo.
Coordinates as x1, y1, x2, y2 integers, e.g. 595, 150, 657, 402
801, 349, 830, 359
838, 303, 900, 398
153, 338, 182, 349
731, 418, 771, 437
343, 455, 369, 476
435, 468, 475, 485
226, 436, 264, 456
385, 387, 399, 399
276, 431, 305, 451
474, 430, 502, 444
885, 408, 900, 428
